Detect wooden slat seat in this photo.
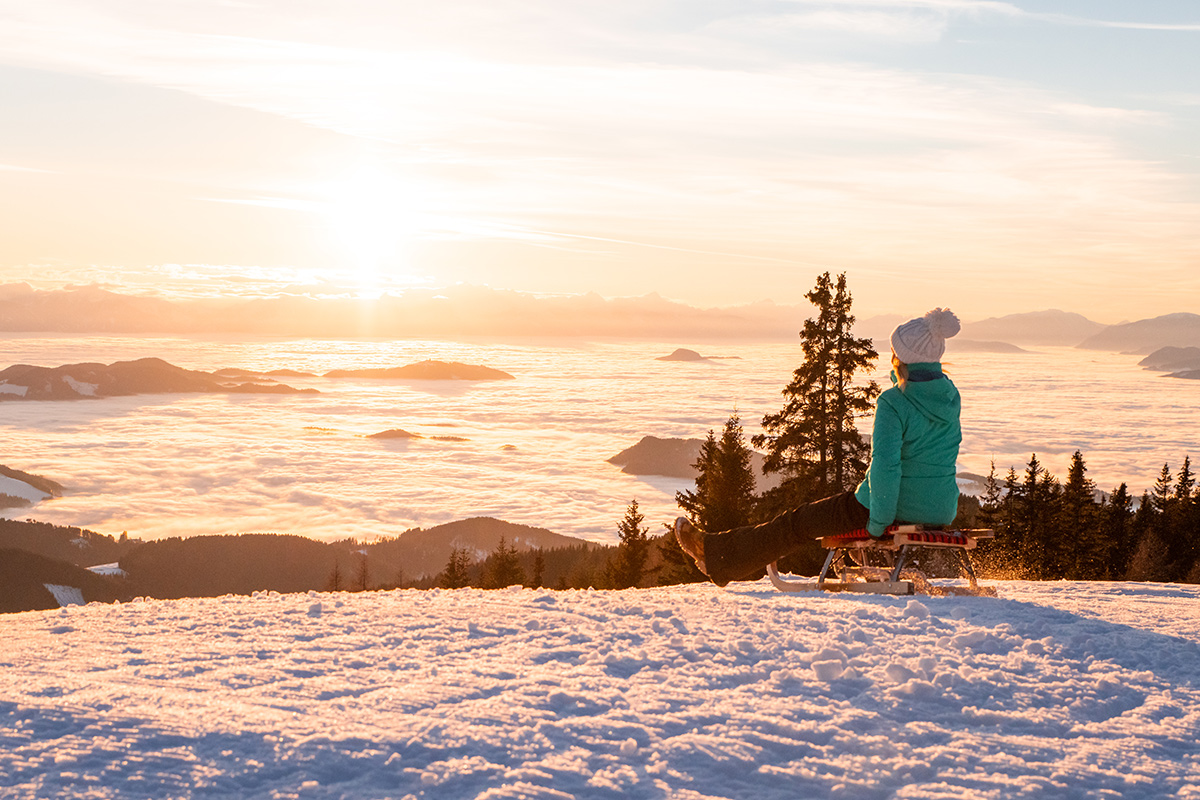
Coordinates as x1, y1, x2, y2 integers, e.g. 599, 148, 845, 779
769, 525, 997, 597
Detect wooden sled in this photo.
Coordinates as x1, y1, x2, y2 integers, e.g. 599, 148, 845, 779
766, 525, 997, 597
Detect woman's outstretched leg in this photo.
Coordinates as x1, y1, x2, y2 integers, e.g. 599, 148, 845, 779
675, 491, 869, 586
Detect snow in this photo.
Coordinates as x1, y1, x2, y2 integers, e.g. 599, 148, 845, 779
60, 375, 99, 396
0, 475, 49, 504
2, 580, 1199, 799
41, 585, 84, 608
0, 381, 28, 397
85, 563, 129, 578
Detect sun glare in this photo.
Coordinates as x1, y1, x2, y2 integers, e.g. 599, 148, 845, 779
322, 167, 427, 296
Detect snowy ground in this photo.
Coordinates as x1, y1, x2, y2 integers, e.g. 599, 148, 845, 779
3, 580, 1200, 799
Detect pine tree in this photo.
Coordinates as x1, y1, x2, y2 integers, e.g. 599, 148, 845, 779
1013, 454, 1063, 578
483, 536, 526, 589
1058, 451, 1099, 579
753, 272, 879, 508
1176, 456, 1195, 502
1157, 458, 1199, 580
1151, 463, 1174, 514
354, 554, 370, 592
1125, 492, 1169, 582
326, 560, 345, 592
676, 413, 757, 533
1099, 483, 1135, 579
604, 499, 651, 589
439, 546, 473, 589
676, 430, 720, 528
529, 549, 546, 589
978, 460, 1003, 530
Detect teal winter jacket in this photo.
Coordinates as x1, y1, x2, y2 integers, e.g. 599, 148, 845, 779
854, 363, 961, 537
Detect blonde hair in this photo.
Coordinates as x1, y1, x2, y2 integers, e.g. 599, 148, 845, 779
892, 352, 909, 392
892, 350, 950, 393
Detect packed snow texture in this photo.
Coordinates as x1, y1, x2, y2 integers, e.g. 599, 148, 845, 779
3, 581, 1199, 799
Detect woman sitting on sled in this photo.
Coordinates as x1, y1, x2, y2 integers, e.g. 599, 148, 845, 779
675, 307, 963, 587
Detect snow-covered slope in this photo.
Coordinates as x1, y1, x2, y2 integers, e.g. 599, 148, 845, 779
0, 475, 50, 504
3, 581, 1199, 799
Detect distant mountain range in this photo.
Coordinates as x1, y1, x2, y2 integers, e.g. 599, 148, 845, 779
958, 310, 1105, 346
1076, 313, 1200, 353
4, 283, 1194, 348
955, 310, 1200, 353
0, 283, 807, 340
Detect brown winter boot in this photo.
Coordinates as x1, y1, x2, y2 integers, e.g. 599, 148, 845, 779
673, 517, 709, 578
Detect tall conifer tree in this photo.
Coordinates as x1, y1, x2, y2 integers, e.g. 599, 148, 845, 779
439, 547, 473, 589
754, 272, 878, 509
604, 499, 651, 589
1099, 483, 1135, 579
483, 536, 526, 589
676, 413, 757, 533
1059, 451, 1099, 579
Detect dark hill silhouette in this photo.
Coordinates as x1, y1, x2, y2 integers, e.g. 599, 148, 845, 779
118, 533, 347, 599
0, 518, 128, 566
0, 357, 316, 400
324, 360, 514, 380
0, 516, 606, 603
1139, 346, 1200, 372
213, 367, 318, 379
0, 465, 64, 497
609, 436, 703, 479
367, 517, 595, 579
1077, 313, 1200, 353
657, 348, 712, 362
369, 428, 423, 439
607, 436, 783, 492
0, 548, 126, 613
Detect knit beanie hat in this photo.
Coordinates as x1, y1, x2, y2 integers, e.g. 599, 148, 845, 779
890, 308, 961, 364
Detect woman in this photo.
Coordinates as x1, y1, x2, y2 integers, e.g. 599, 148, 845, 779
675, 307, 963, 587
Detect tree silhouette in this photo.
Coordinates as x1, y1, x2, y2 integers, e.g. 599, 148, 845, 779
354, 554, 370, 592
326, 560, 344, 592
604, 499, 651, 589
483, 536, 526, 589
677, 413, 757, 533
439, 547, 473, 589
754, 272, 878, 511
1058, 451, 1099, 579
529, 549, 546, 589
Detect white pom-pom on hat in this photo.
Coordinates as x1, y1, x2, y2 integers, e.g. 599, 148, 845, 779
890, 307, 959, 364
923, 307, 961, 340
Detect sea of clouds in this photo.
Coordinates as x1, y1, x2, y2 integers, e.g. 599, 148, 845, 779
2, 335, 1197, 544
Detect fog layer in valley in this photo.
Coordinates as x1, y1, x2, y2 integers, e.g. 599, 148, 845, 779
3, 337, 1197, 544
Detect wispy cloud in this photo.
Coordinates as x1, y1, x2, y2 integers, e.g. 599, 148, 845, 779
1, 1, 1198, 318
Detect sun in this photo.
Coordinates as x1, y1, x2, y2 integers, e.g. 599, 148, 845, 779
321, 167, 426, 295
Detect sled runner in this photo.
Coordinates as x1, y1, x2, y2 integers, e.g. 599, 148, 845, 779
766, 525, 997, 597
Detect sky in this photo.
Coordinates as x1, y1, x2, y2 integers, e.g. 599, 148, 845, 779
2, 0, 1199, 322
